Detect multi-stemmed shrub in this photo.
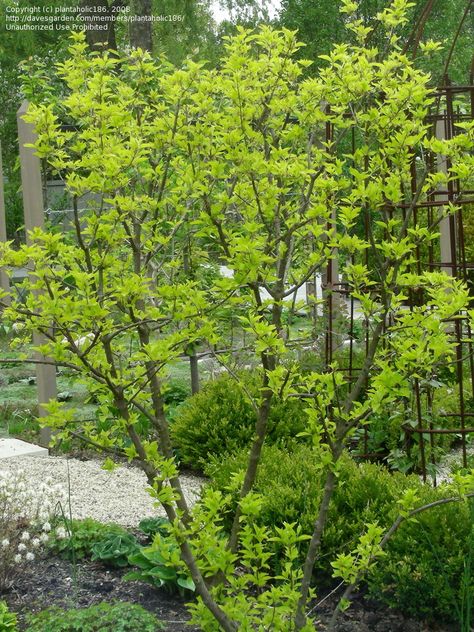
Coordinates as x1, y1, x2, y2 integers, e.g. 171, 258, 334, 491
1, 0, 473, 629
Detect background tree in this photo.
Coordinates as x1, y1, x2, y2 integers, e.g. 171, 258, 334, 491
130, 0, 153, 51
277, 0, 474, 84
0, 0, 77, 240
78, 0, 119, 49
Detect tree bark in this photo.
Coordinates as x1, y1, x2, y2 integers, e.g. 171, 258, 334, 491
79, 0, 117, 50
130, 0, 153, 52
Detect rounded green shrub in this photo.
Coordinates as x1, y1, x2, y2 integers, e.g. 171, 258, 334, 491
206, 444, 472, 624
26, 602, 163, 632
171, 373, 307, 469
367, 493, 473, 622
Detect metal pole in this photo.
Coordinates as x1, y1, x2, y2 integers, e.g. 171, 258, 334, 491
17, 100, 56, 446
436, 117, 454, 276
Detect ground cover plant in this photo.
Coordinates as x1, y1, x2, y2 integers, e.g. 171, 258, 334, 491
47, 518, 131, 562
25, 601, 164, 632
1, 0, 474, 629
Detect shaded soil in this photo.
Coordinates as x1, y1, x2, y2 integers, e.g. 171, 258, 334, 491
3, 556, 198, 632
311, 590, 458, 632
2, 556, 459, 631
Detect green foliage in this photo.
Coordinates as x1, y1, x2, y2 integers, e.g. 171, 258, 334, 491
150, 0, 221, 66
0, 403, 40, 443
171, 373, 308, 468
125, 534, 196, 594
0, 601, 17, 631
368, 495, 474, 623
91, 532, 140, 568
278, 0, 473, 85
162, 378, 191, 407
25, 601, 163, 632
2, 6, 474, 630
208, 445, 473, 622
207, 445, 402, 552
187, 517, 314, 631
138, 517, 172, 540
49, 518, 128, 561
355, 379, 473, 474
331, 522, 385, 585
460, 500, 474, 632
0, 0, 75, 238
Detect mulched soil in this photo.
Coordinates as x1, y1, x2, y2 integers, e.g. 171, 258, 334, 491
311, 590, 458, 632
3, 556, 198, 632
2, 555, 459, 632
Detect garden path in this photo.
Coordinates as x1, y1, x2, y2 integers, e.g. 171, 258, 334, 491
0, 455, 204, 527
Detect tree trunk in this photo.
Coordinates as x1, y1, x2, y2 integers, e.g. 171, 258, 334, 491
189, 350, 200, 394
79, 0, 117, 50
130, 0, 153, 52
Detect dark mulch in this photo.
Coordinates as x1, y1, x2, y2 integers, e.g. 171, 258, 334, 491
3, 556, 198, 632
311, 590, 458, 632
2, 556, 458, 631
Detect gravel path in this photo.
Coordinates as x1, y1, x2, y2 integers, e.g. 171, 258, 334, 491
0, 455, 205, 527
434, 444, 474, 484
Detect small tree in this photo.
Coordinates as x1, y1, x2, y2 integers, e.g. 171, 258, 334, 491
1, 1, 473, 629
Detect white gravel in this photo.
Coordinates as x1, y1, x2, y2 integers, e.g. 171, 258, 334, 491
432, 444, 474, 485
0, 455, 205, 528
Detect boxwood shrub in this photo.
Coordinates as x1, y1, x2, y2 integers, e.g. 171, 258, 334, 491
171, 373, 307, 469
205, 444, 472, 624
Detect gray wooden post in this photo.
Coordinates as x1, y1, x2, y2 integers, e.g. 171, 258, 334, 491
17, 100, 56, 446
0, 143, 10, 302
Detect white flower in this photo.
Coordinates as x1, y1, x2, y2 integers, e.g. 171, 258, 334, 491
14, 554, 22, 563
21, 531, 30, 541
26, 552, 35, 561
55, 527, 67, 540
42, 522, 51, 533
40, 533, 49, 543
1, 539, 9, 548
31, 538, 41, 548
18, 543, 27, 552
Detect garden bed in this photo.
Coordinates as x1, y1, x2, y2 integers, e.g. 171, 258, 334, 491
3, 554, 456, 632
3, 556, 197, 632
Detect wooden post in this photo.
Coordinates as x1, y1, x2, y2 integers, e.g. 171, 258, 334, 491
0, 142, 10, 302
17, 100, 56, 446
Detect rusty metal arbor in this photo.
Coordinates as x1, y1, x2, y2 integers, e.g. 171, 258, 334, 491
322, 75, 474, 482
